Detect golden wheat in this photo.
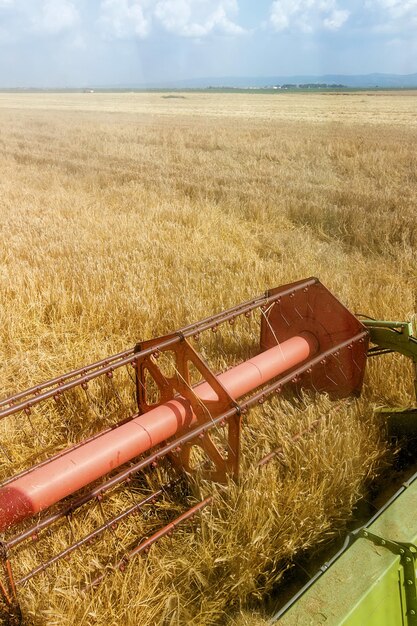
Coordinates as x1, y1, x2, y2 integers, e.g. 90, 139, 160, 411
0, 92, 416, 625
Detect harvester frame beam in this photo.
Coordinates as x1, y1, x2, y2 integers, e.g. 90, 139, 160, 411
270, 316, 417, 624
358, 528, 417, 624
0, 329, 368, 603
0, 278, 319, 422
362, 318, 417, 439
0, 335, 317, 533
272, 468, 417, 626
362, 318, 417, 398
0, 277, 369, 612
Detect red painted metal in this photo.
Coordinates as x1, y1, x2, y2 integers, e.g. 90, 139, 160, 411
15, 485, 170, 586
4, 331, 367, 554
85, 496, 213, 590
260, 279, 368, 397
0, 277, 318, 422
0, 334, 317, 533
0, 277, 370, 606
0, 329, 368, 606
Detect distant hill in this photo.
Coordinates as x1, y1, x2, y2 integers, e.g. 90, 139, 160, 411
3, 72, 417, 92
109, 73, 417, 90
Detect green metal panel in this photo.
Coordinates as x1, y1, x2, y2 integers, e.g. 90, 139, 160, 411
341, 558, 405, 625
361, 319, 417, 398
273, 475, 417, 626
272, 317, 417, 625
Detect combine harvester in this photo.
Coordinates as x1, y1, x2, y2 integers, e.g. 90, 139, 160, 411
0, 277, 416, 624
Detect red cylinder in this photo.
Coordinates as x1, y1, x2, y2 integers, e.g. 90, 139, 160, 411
0, 333, 317, 532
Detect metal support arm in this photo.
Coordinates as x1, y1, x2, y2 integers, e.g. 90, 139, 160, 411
362, 319, 417, 400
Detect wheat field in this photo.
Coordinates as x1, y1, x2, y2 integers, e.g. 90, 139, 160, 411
0, 91, 416, 625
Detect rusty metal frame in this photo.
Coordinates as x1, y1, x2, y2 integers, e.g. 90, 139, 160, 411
85, 496, 213, 590
135, 336, 241, 482
0, 277, 369, 613
0, 277, 318, 421
0, 329, 367, 608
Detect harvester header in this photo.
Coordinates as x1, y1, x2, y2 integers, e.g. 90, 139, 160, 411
0, 277, 372, 612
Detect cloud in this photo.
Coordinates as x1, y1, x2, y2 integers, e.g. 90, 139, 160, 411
365, 0, 417, 30
99, 0, 150, 39
323, 8, 349, 30
34, 0, 79, 34
0, 0, 80, 41
99, 0, 245, 40
368, 0, 417, 19
154, 0, 244, 37
270, 0, 349, 33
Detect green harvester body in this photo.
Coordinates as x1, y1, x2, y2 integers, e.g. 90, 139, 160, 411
274, 318, 417, 626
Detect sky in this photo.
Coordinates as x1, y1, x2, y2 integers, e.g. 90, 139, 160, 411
0, 0, 416, 87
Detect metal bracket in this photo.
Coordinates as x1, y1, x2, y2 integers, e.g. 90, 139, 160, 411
362, 319, 417, 400
134, 335, 240, 482
359, 528, 417, 624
